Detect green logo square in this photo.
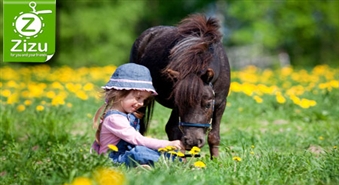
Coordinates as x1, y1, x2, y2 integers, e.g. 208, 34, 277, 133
3, 0, 56, 62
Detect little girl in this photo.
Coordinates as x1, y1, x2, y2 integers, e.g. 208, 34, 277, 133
92, 63, 183, 167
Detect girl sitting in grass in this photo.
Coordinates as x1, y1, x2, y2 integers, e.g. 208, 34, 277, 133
92, 63, 183, 167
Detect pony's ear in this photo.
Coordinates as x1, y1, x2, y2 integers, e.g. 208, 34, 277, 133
166, 69, 180, 79
202, 68, 214, 83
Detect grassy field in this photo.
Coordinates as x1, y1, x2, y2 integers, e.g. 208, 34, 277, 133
1, 64, 338, 185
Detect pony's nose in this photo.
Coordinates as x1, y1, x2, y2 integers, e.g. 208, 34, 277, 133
183, 136, 204, 148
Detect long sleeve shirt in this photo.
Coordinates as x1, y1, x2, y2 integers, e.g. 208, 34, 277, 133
97, 113, 172, 154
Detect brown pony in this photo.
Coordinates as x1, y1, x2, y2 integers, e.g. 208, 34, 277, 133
129, 14, 230, 158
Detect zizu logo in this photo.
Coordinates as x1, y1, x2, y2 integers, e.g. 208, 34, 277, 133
11, 2, 51, 52
3, 0, 56, 62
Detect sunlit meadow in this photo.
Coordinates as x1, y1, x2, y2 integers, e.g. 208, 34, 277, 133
1, 64, 338, 185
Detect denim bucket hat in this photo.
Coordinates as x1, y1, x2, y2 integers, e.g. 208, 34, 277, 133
102, 63, 157, 95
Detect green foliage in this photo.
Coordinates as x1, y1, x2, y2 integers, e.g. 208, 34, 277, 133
224, 0, 339, 66
54, 0, 146, 67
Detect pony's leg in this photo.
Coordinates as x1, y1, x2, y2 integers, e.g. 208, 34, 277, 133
165, 109, 182, 141
208, 100, 226, 158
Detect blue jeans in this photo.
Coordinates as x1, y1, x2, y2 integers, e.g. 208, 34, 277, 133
109, 145, 160, 167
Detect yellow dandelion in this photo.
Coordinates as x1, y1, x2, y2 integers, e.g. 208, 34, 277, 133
253, 95, 263, 103
16, 105, 25, 112
158, 147, 168, 152
51, 96, 65, 106
329, 80, 339, 88
1, 89, 11, 97
6, 93, 19, 104
298, 98, 317, 109
24, 99, 32, 106
107, 144, 118, 152
93, 167, 125, 185
250, 151, 255, 155
176, 151, 185, 157
334, 146, 337, 149
51, 81, 64, 90
69, 177, 92, 185
83, 83, 94, 91
67, 103, 73, 108
76, 91, 88, 100
165, 146, 176, 151
318, 136, 324, 140
193, 161, 206, 168
46, 91, 56, 99
276, 93, 286, 104
6, 80, 18, 88
233, 156, 242, 162
189, 146, 201, 155
36, 105, 44, 111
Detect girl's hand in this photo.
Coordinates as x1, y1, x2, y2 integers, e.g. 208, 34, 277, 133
169, 140, 184, 150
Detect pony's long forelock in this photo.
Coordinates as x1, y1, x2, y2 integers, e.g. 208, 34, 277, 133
165, 14, 222, 79
169, 36, 212, 79
174, 74, 204, 113
177, 14, 222, 45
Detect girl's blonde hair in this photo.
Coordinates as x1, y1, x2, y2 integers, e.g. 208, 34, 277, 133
93, 89, 131, 145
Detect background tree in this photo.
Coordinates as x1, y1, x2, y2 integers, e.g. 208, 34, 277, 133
222, 0, 339, 66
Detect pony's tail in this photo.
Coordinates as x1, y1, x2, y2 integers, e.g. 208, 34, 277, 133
139, 98, 155, 135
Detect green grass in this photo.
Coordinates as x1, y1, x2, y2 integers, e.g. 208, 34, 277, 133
1, 98, 338, 185
1, 65, 339, 185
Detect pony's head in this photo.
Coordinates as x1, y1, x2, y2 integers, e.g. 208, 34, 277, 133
167, 69, 215, 149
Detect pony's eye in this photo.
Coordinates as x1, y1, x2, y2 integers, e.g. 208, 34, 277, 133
204, 102, 211, 109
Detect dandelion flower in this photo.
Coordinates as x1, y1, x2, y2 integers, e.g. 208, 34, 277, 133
6, 93, 18, 104
158, 147, 167, 152
46, 91, 56, 99
24, 99, 32, 106
189, 146, 201, 154
83, 83, 94, 91
233, 156, 242, 162
107, 144, 118, 152
253, 95, 263, 103
69, 177, 92, 185
76, 91, 88, 100
318, 136, 324, 140
16, 105, 25, 112
193, 161, 206, 168
165, 146, 176, 151
276, 93, 286, 104
36, 105, 44, 111
176, 151, 185, 157
334, 146, 337, 149
1, 89, 11, 97
93, 167, 125, 185
51, 96, 65, 106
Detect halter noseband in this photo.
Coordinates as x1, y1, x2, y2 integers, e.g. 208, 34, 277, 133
178, 82, 215, 132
